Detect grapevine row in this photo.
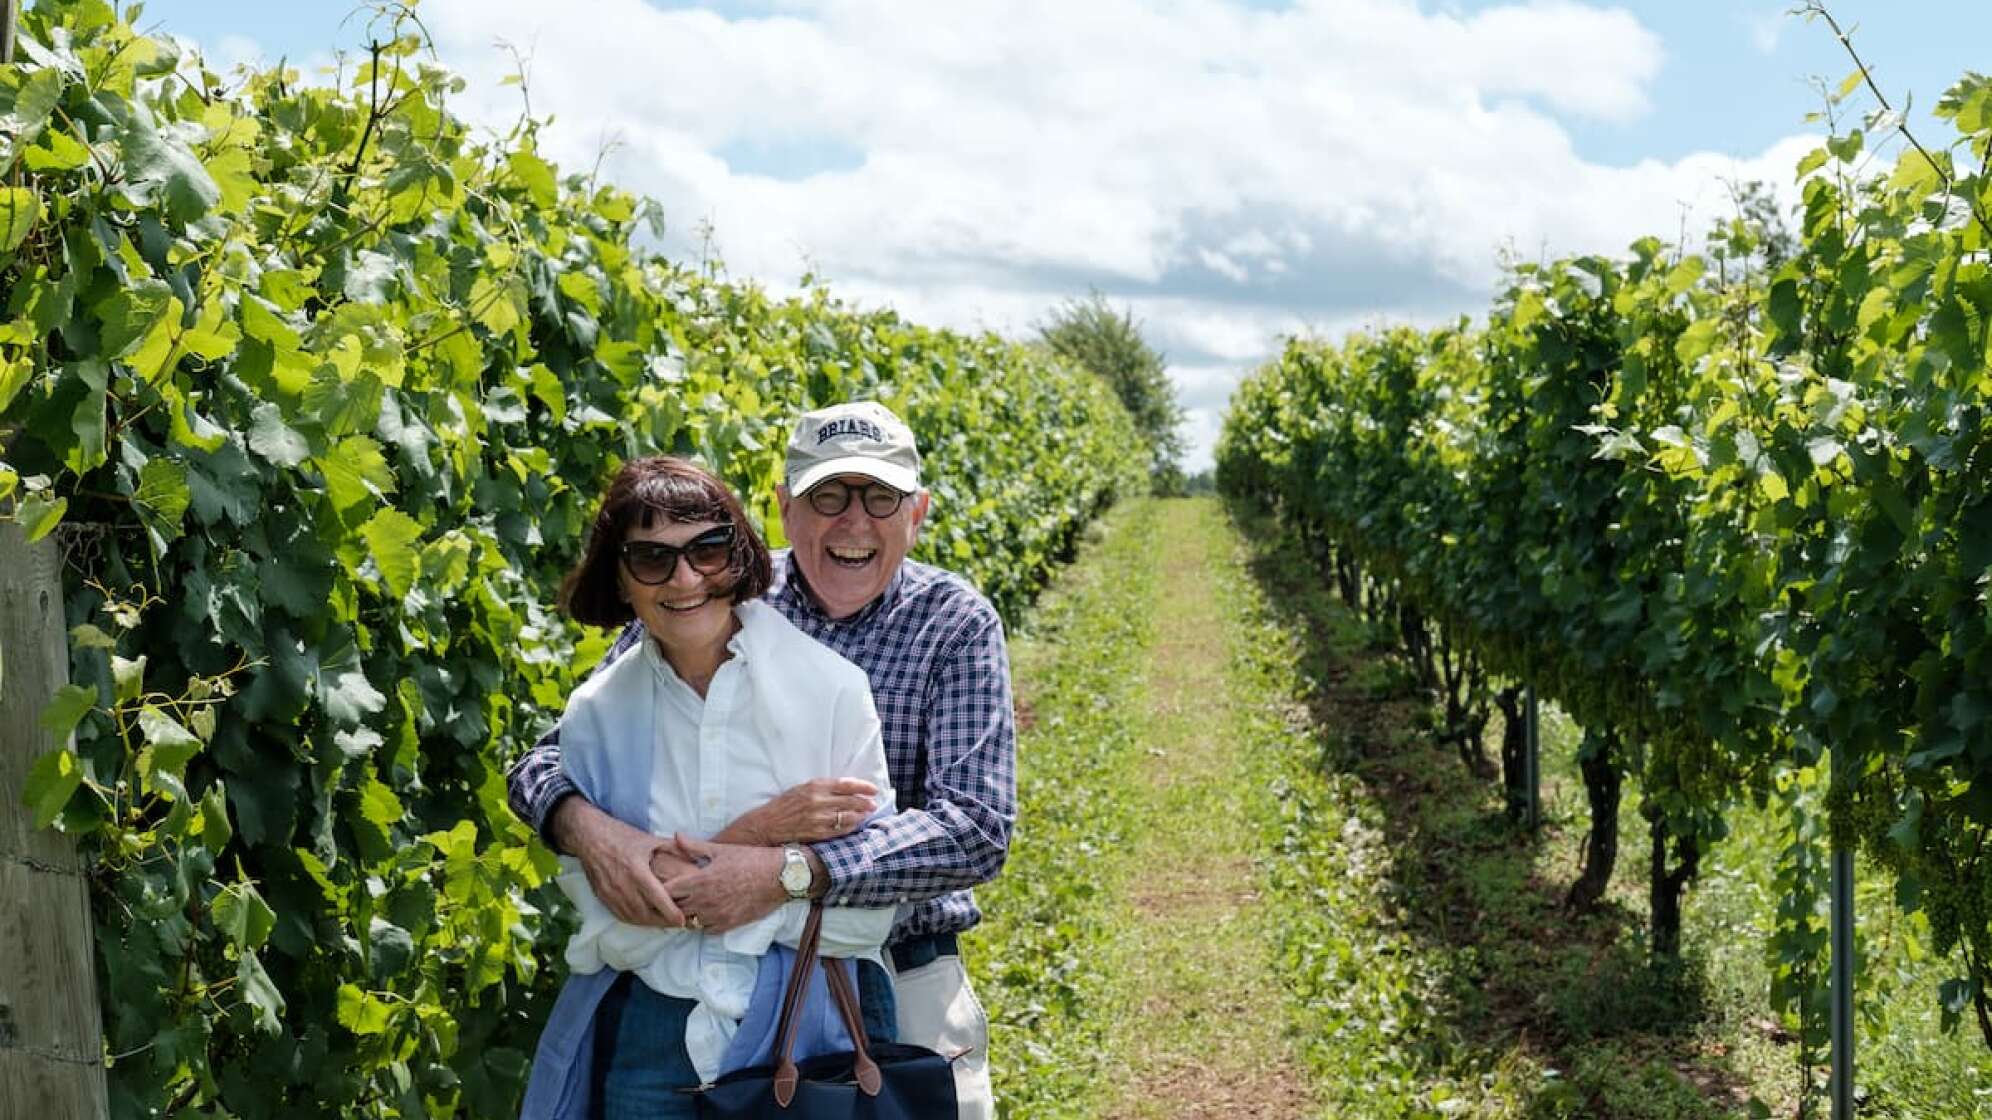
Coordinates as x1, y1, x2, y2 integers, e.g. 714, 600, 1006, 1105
1218, 72, 1992, 1052
0, 2, 1148, 1115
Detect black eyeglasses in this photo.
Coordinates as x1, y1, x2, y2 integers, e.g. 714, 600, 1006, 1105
806, 480, 908, 518
619, 525, 735, 585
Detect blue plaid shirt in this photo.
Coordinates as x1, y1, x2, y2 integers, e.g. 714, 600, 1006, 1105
506, 551, 1016, 941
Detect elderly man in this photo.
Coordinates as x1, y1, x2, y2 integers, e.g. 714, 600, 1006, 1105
507, 400, 1013, 1117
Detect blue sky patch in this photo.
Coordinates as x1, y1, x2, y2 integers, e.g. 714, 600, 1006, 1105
715, 135, 868, 180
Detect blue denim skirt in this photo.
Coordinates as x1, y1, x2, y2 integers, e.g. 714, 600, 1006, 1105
591, 965, 899, 1120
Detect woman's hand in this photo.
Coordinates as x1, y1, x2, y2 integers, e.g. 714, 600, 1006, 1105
553, 797, 687, 928
649, 845, 699, 883
715, 777, 879, 845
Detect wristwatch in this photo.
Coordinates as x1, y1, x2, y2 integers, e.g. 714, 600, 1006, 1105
778, 844, 814, 901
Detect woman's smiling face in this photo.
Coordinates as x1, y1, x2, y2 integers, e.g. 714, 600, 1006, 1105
618, 516, 737, 650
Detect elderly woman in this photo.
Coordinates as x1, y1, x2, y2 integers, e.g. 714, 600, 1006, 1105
520, 456, 898, 1119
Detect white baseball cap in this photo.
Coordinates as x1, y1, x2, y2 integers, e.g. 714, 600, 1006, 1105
784, 401, 922, 495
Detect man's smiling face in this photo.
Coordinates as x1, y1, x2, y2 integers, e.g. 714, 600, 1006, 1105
778, 474, 930, 619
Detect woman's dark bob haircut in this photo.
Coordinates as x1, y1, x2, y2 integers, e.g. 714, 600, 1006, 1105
559, 456, 774, 627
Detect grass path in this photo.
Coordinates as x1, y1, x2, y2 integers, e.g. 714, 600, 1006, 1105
977, 496, 1430, 1118
1091, 498, 1315, 1117
974, 497, 1323, 1116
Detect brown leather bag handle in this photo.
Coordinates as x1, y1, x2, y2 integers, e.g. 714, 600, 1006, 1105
771, 902, 827, 1106
767, 901, 884, 1106
822, 955, 882, 1096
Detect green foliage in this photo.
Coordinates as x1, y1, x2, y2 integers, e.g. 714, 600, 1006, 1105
1036, 292, 1185, 493
1219, 70, 1992, 1057
0, 2, 1145, 1115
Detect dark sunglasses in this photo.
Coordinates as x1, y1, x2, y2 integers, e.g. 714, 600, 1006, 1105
806, 480, 908, 519
619, 525, 735, 585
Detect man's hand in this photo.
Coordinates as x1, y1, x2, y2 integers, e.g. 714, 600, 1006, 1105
715, 777, 879, 846
551, 797, 685, 928
665, 834, 789, 933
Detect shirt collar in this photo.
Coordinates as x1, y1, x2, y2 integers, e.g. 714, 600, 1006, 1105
779, 551, 904, 628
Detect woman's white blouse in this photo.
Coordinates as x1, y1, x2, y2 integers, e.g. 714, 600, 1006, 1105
555, 598, 898, 1081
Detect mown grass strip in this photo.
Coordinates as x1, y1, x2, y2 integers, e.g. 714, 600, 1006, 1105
971, 498, 1162, 1118
1091, 497, 1314, 1118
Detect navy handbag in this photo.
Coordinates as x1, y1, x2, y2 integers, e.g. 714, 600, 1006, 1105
696, 902, 957, 1118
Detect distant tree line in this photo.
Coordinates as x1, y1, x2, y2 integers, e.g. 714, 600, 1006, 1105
1036, 293, 1187, 495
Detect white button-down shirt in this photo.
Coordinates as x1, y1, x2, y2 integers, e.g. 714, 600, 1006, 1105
555, 599, 897, 1080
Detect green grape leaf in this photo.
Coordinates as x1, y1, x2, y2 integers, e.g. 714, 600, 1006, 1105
38, 683, 97, 741
318, 435, 396, 518
94, 282, 176, 359
116, 101, 221, 224
199, 781, 232, 850
65, 376, 108, 473
247, 402, 310, 468
367, 917, 416, 980
507, 150, 559, 209
15, 495, 68, 542
22, 130, 92, 172
1663, 257, 1705, 296
239, 295, 302, 351
469, 275, 522, 336
360, 508, 423, 599
133, 457, 192, 543
1674, 318, 1718, 365
0, 187, 43, 253
356, 777, 403, 830
69, 623, 117, 651
111, 654, 147, 703
0, 350, 33, 414
212, 881, 277, 950
4, 69, 66, 148
235, 951, 286, 1035
137, 706, 203, 800
420, 532, 474, 594
336, 983, 395, 1036
205, 146, 257, 214
22, 748, 84, 829
316, 635, 387, 727
302, 368, 383, 438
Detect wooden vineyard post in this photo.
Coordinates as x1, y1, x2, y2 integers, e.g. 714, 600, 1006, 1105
2, 0, 15, 65
0, 524, 108, 1117
1522, 683, 1541, 831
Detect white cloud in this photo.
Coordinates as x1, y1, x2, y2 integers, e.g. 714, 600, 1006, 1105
210, 34, 268, 71
1198, 248, 1251, 284
1746, 6, 1787, 55
387, 0, 1811, 469
166, 30, 339, 89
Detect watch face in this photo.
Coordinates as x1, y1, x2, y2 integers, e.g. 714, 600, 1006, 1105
780, 850, 811, 894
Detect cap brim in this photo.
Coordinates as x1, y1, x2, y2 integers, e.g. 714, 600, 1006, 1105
789, 456, 920, 496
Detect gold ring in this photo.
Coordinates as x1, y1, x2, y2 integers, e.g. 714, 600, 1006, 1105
835, 810, 846, 831
686, 914, 703, 931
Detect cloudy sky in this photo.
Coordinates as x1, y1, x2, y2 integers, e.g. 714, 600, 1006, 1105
138, 1, 1990, 470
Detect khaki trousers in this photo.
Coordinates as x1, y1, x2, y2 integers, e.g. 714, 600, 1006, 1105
887, 950, 993, 1119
